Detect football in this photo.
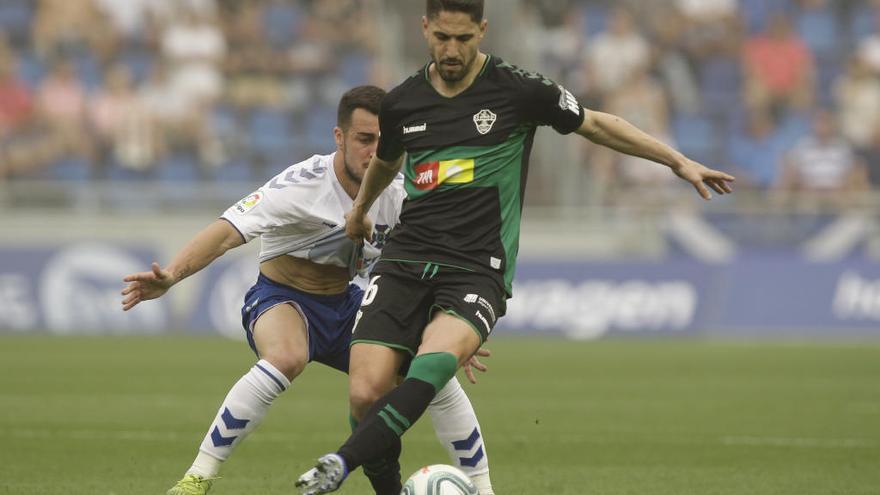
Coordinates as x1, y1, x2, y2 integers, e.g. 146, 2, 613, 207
401, 464, 479, 495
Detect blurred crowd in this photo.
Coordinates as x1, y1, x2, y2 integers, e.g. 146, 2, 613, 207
0, 0, 379, 184
525, 0, 880, 209
1, 0, 879, 212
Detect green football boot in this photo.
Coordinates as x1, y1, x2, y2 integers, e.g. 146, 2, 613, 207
166, 474, 218, 495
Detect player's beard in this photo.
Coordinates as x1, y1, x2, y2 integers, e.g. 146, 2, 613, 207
342, 151, 364, 185
436, 56, 471, 82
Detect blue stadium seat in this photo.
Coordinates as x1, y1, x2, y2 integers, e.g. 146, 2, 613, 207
50, 157, 92, 181
304, 105, 336, 152
699, 57, 742, 118
579, 5, 609, 38
0, 0, 34, 44
795, 5, 840, 60
850, 6, 878, 42
17, 49, 45, 87
263, 3, 304, 48
106, 162, 152, 181
339, 53, 371, 86
213, 159, 255, 182
157, 152, 202, 182
120, 50, 153, 83
249, 107, 294, 157
672, 112, 719, 165
72, 51, 103, 90
739, 0, 794, 33
815, 59, 841, 107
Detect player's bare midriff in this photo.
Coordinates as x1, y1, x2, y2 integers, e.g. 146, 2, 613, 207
259, 255, 350, 295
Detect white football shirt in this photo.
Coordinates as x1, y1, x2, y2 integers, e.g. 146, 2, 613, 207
221, 153, 405, 277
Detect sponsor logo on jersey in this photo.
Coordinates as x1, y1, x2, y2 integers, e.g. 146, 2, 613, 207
557, 85, 580, 115
403, 122, 427, 135
413, 159, 475, 190
464, 293, 479, 303
473, 109, 497, 135
234, 192, 262, 214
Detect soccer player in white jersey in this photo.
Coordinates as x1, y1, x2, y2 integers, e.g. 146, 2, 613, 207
121, 86, 495, 495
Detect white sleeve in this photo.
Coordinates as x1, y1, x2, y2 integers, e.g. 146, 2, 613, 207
388, 174, 407, 227
220, 185, 312, 242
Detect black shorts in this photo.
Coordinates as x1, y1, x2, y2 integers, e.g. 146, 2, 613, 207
350, 260, 507, 356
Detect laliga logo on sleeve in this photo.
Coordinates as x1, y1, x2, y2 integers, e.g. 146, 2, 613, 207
234, 192, 262, 214
473, 109, 496, 135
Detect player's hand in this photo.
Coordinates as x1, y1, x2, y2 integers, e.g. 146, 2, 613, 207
344, 208, 374, 244
463, 347, 491, 384
121, 262, 175, 311
671, 158, 735, 200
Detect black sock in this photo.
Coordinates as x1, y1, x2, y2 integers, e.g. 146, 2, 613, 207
362, 448, 402, 495
338, 377, 436, 471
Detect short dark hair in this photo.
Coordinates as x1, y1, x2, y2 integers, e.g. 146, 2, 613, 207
337, 85, 386, 130
426, 0, 484, 24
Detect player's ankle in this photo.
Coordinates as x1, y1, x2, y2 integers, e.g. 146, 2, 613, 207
469, 472, 494, 495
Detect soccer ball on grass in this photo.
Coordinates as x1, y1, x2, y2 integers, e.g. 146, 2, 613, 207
401, 464, 478, 495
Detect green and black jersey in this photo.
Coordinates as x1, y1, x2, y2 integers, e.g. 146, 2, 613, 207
376, 55, 585, 297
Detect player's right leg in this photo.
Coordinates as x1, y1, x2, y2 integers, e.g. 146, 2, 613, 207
428, 377, 495, 495
167, 303, 308, 495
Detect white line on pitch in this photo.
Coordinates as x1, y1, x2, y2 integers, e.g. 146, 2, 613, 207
721, 436, 875, 449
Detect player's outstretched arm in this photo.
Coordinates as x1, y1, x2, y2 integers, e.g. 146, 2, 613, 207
121, 219, 245, 311
576, 110, 735, 200
345, 154, 404, 243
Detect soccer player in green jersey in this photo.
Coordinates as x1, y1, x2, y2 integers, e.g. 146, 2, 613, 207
297, 1, 735, 493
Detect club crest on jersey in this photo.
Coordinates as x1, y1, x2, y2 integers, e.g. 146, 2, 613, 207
413, 159, 475, 190
473, 109, 497, 135
234, 192, 262, 214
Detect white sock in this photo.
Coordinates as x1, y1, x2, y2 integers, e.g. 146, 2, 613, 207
186, 359, 290, 478
427, 377, 494, 494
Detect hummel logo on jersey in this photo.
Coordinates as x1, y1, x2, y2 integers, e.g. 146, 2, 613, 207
473, 109, 497, 135
557, 85, 580, 115
413, 159, 475, 190
403, 123, 427, 135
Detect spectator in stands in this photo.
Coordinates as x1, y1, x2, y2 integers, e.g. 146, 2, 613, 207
584, 7, 650, 104
835, 55, 880, 152
857, 2, 880, 75
31, 0, 115, 61
743, 13, 815, 115
0, 48, 33, 137
90, 64, 159, 172
160, 6, 226, 107
595, 64, 677, 193
36, 58, 93, 161
860, 125, 880, 189
222, 0, 288, 110
779, 110, 868, 209
677, 0, 739, 62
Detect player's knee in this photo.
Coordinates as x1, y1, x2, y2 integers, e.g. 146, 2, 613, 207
260, 350, 307, 381
349, 380, 386, 419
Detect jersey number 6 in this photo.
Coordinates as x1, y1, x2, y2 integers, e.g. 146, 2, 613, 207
361, 275, 382, 306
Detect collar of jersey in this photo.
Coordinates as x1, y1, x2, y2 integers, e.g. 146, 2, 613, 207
422, 54, 492, 99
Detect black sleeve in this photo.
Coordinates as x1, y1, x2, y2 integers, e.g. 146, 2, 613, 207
522, 78, 586, 135
376, 94, 405, 162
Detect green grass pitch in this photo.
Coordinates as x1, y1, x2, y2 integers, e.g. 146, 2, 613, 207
1, 336, 878, 494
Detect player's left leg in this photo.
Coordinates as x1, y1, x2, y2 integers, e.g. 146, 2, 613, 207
170, 303, 308, 494
297, 313, 480, 495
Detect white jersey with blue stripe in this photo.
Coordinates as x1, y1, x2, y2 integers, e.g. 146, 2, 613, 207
221, 153, 404, 277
